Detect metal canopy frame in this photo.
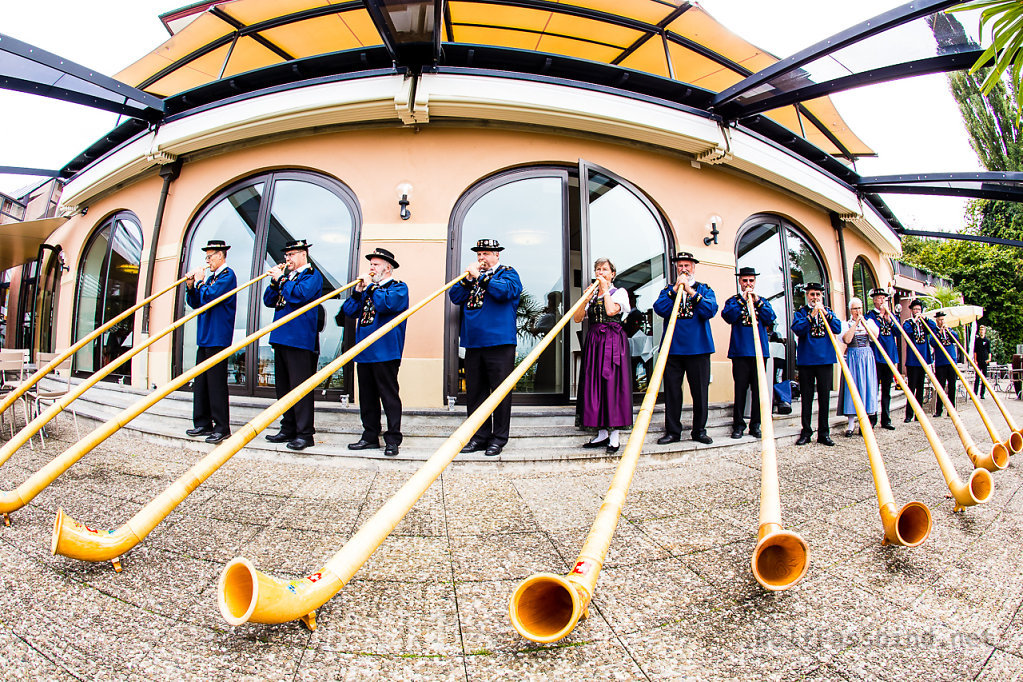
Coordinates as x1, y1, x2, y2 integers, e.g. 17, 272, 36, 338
858, 172, 1023, 202
0, 32, 164, 120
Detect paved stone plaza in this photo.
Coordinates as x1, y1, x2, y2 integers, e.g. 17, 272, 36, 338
1, 398, 1022, 681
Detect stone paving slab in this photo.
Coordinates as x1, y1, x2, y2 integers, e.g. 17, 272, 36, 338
1, 397, 1023, 679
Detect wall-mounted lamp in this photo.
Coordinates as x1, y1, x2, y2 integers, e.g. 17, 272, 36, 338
703, 214, 721, 246
80, 206, 88, 216
396, 182, 413, 221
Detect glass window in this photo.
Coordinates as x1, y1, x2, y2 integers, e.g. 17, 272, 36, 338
851, 257, 878, 306
72, 214, 144, 378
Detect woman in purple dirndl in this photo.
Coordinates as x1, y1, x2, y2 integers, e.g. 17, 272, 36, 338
575, 258, 633, 453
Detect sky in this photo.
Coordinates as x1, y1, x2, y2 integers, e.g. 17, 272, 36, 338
0, 1, 988, 231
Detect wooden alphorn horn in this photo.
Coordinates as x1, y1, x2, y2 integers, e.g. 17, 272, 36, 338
0, 275, 189, 417
864, 323, 992, 511
822, 318, 931, 546
947, 333, 1023, 455
0, 272, 271, 474
894, 320, 1008, 472
746, 294, 809, 589
5, 280, 358, 536
217, 280, 597, 631
507, 283, 682, 644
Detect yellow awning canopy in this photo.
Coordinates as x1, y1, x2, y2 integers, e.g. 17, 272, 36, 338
116, 0, 873, 158
0, 217, 67, 272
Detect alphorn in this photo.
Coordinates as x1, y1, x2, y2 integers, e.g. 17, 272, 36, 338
746, 294, 809, 589
0, 272, 271, 472
894, 320, 1007, 472
923, 321, 1018, 461
218, 280, 599, 631
864, 324, 992, 511
1, 280, 358, 531
0, 276, 189, 416
948, 333, 1023, 454
822, 318, 932, 546
53, 275, 466, 575
508, 282, 683, 644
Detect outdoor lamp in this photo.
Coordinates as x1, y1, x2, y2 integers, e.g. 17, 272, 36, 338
396, 182, 413, 220
704, 214, 721, 245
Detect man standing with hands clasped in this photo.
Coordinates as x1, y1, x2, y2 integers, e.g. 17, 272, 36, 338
184, 239, 238, 444
864, 288, 898, 430
340, 248, 409, 457
792, 282, 841, 446
974, 325, 991, 399
654, 251, 718, 445
721, 266, 776, 440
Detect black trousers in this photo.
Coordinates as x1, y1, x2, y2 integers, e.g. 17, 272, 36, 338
974, 361, 989, 398
869, 362, 894, 427
357, 360, 402, 445
934, 364, 957, 415
465, 344, 515, 446
273, 344, 317, 438
731, 356, 766, 432
906, 365, 926, 420
193, 345, 230, 435
798, 364, 833, 437
664, 353, 711, 438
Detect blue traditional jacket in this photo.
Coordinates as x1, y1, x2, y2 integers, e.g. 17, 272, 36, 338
721, 294, 776, 358
902, 317, 935, 367
792, 305, 842, 365
185, 265, 238, 348
930, 326, 960, 367
864, 308, 899, 365
449, 265, 523, 348
340, 279, 409, 363
262, 266, 324, 351
653, 282, 717, 355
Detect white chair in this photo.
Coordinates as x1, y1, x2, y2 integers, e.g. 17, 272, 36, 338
0, 351, 33, 445
31, 352, 80, 447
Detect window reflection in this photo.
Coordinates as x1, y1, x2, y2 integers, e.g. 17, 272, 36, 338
852, 257, 877, 306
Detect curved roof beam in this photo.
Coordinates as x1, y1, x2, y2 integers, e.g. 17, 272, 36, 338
858, 172, 1023, 202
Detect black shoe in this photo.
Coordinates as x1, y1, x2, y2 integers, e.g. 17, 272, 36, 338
460, 438, 488, 453
881, 422, 896, 431
205, 432, 230, 444
693, 434, 713, 445
186, 427, 213, 437
904, 415, 914, 423
265, 431, 294, 443
795, 434, 811, 446
384, 444, 399, 457
818, 436, 835, 446
606, 443, 620, 454
730, 429, 743, 439
583, 437, 610, 449
286, 437, 314, 451
485, 443, 503, 457
348, 439, 380, 451
656, 434, 680, 445
749, 426, 762, 438
844, 429, 853, 438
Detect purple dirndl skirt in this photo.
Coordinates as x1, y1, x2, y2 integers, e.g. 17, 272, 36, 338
578, 322, 633, 429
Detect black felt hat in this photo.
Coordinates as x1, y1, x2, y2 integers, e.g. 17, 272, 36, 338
934, 311, 946, 318
282, 239, 311, 252
736, 266, 758, 277
470, 238, 504, 252
200, 239, 230, 252
868, 288, 889, 298
803, 282, 825, 292
365, 247, 399, 269
671, 251, 699, 264
909, 298, 925, 309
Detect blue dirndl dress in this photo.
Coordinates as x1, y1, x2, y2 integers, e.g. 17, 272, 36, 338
839, 324, 878, 416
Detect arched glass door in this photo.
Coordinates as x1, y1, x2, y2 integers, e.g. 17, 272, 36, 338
72, 213, 144, 379
851, 257, 878, 305
176, 171, 360, 398
446, 162, 672, 404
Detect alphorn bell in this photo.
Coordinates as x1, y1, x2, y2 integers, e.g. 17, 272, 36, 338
864, 323, 992, 511
746, 294, 809, 589
894, 320, 1007, 473
2, 280, 358, 535
948, 333, 1023, 454
924, 321, 1018, 461
508, 282, 683, 644
822, 317, 931, 546
0, 272, 271, 475
0, 275, 190, 417
218, 280, 598, 631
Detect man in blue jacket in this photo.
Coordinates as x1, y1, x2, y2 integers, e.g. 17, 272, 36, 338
865, 288, 899, 430
653, 251, 718, 445
449, 238, 523, 457
721, 267, 776, 440
902, 299, 934, 423
340, 248, 409, 457
184, 239, 238, 444
262, 239, 324, 451
930, 311, 960, 417
792, 282, 842, 446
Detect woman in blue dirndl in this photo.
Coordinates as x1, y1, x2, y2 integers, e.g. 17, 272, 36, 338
575, 258, 633, 453
839, 296, 879, 436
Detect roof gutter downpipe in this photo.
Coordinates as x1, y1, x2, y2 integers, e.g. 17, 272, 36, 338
141, 158, 182, 334
832, 212, 851, 310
